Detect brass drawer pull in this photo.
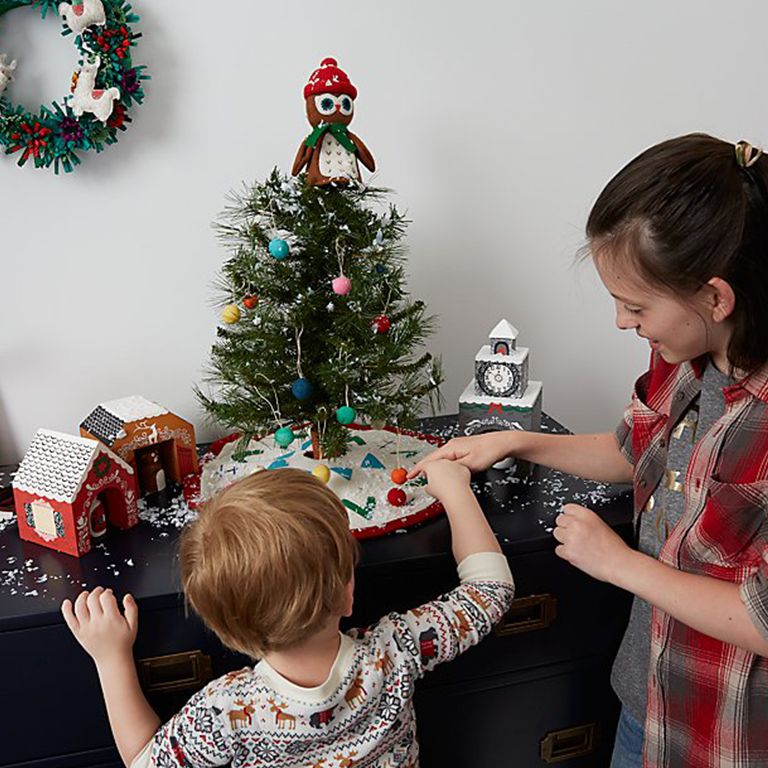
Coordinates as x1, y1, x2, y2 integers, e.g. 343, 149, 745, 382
494, 593, 557, 636
138, 650, 212, 694
540, 723, 598, 763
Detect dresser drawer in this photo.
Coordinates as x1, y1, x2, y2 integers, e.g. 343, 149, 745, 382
0, 602, 247, 767
353, 549, 631, 685
415, 657, 621, 768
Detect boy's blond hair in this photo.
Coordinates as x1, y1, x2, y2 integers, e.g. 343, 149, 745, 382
179, 467, 358, 657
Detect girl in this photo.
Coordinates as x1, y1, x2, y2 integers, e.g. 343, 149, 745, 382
412, 134, 768, 768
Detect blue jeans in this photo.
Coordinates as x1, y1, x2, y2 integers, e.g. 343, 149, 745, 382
610, 707, 645, 768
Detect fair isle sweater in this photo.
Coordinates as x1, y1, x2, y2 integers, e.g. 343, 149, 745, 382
131, 552, 514, 768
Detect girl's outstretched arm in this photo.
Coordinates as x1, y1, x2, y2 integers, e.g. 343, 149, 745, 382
411, 430, 633, 485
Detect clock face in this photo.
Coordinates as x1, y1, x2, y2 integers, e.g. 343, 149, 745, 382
478, 362, 520, 397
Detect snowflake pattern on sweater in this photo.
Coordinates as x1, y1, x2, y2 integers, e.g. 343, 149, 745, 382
133, 553, 514, 768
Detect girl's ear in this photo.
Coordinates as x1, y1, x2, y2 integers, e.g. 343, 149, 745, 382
706, 277, 736, 323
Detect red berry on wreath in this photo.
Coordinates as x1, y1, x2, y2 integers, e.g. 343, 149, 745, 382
387, 488, 407, 506
371, 314, 391, 334
391, 467, 407, 485
243, 295, 259, 309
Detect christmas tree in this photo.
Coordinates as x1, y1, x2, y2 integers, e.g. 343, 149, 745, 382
198, 57, 443, 459
196, 169, 444, 459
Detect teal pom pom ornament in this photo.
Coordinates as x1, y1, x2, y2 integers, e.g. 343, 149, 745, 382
336, 405, 356, 425
268, 239, 290, 260
274, 427, 295, 447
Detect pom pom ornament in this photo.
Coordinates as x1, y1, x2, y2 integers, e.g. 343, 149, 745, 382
371, 314, 391, 334
291, 377, 313, 400
312, 464, 331, 484
269, 238, 290, 260
274, 427, 295, 448
332, 276, 352, 295
221, 304, 241, 324
243, 295, 258, 309
336, 405, 356, 425
391, 467, 407, 485
387, 488, 407, 507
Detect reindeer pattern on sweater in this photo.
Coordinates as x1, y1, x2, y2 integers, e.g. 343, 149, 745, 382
133, 553, 514, 768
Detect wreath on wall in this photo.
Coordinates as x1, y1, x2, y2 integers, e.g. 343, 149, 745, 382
0, 0, 148, 173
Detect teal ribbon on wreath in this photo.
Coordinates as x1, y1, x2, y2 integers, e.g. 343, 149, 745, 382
304, 123, 356, 153
0, 0, 29, 18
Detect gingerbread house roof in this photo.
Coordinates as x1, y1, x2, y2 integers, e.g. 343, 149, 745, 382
13, 430, 131, 504
81, 395, 169, 446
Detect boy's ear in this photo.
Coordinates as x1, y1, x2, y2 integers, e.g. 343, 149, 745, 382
706, 277, 736, 323
342, 578, 355, 618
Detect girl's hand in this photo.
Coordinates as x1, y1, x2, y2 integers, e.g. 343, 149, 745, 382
552, 504, 631, 583
61, 587, 138, 667
409, 432, 517, 478
422, 458, 472, 501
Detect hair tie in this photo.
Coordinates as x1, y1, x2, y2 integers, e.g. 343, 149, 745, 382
735, 140, 763, 169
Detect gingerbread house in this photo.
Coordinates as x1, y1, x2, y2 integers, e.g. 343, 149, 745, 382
13, 430, 139, 557
80, 396, 199, 497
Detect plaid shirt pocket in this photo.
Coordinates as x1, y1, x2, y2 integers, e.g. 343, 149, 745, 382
683, 479, 768, 573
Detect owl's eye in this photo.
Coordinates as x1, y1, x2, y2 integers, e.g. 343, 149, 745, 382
315, 94, 336, 115
339, 96, 354, 115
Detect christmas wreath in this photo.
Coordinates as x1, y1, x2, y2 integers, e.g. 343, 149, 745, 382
0, 0, 148, 173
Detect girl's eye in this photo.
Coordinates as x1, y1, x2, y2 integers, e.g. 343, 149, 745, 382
624, 305, 642, 314
315, 95, 336, 115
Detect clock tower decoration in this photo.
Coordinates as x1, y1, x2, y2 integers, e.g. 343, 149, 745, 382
459, 319, 543, 436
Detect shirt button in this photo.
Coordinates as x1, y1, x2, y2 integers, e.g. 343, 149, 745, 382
640, 479, 647, 488
659, 438, 666, 448
675, 392, 685, 401
695, 479, 701, 490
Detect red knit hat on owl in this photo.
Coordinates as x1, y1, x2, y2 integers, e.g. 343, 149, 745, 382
303, 58, 358, 100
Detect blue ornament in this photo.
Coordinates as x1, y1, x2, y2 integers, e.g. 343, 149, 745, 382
274, 427, 295, 448
336, 405, 356, 425
375, 263, 387, 274
291, 377, 313, 400
269, 238, 290, 260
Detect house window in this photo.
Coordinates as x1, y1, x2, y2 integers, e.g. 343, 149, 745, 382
31, 501, 58, 538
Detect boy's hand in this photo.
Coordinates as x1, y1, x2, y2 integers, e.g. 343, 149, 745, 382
409, 432, 516, 479
61, 587, 138, 667
553, 504, 631, 583
422, 458, 472, 500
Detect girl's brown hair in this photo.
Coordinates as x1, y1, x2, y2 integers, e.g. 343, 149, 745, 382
179, 468, 359, 658
586, 133, 768, 373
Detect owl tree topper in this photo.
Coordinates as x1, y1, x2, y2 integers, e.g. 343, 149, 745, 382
292, 57, 375, 186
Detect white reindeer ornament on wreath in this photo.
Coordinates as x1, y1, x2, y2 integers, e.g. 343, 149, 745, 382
58, 0, 106, 36
0, 54, 17, 96
70, 56, 120, 123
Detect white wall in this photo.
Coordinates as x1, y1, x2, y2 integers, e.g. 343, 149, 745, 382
2, 0, 767, 464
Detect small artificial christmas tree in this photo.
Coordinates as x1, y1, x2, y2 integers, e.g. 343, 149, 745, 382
197, 170, 443, 459
197, 58, 442, 460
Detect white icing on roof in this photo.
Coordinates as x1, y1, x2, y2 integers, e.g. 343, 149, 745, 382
489, 319, 519, 340
13, 429, 133, 503
100, 395, 168, 423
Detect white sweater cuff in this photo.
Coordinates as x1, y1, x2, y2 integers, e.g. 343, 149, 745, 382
457, 552, 514, 585
129, 740, 152, 768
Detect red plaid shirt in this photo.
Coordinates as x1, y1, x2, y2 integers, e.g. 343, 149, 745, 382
616, 353, 768, 768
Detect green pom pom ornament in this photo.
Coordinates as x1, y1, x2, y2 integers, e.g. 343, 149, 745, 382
274, 427, 295, 447
336, 405, 356, 425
